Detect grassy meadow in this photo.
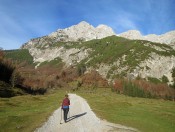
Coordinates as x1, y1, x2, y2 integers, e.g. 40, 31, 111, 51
76, 88, 175, 132
0, 88, 175, 132
0, 89, 66, 132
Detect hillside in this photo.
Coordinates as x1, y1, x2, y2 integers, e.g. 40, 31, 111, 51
19, 21, 175, 85
20, 35, 175, 84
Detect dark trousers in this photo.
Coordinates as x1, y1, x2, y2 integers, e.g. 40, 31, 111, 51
63, 108, 69, 122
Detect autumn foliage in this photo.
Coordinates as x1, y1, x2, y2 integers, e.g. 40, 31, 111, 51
113, 79, 175, 100
18, 65, 79, 93
0, 49, 15, 83
81, 70, 109, 88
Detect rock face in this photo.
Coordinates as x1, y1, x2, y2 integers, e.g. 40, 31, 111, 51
118, 30, 143, 40
94, 52, 175, 84
49, 21, 115, 41
131, 53, 175, 83
119, 30, 175, 49
144, 31, 175, 46
29, 46, 90, 68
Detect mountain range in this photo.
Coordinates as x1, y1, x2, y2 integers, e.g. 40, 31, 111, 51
22, 21, 175, 49
119, 30, 175, 48
21, 21, 175, 84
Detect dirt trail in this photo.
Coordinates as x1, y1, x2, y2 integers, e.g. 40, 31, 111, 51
35, 94, 138, 132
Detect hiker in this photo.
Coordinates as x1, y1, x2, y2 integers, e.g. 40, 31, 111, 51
62, 94, 70, 123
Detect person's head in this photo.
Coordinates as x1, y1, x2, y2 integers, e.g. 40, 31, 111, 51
65, 94, 68, 98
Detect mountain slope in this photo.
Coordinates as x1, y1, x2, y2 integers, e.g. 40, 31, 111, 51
21, 35, 175, 84
20, 21, 175, 84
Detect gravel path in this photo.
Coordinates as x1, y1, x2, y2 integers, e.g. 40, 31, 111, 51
35, 94, 138, 132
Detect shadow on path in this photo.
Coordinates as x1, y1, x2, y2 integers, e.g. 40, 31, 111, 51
67, 112, 87, 122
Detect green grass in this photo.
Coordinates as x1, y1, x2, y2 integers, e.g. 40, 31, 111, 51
5, 49, 33, 64
0, 89, 67, 132
0, 81, 26, 98
148, 77, 162, 84
76, 88, 175, 132
39, 57, 64, 68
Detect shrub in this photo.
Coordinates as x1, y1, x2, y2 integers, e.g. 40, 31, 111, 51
81, 70, 108, 88
0, 57, 15, 83
147, 77, 161, 84
162, 75, 169, 83
113, 79, 175, 100
123, 81, 146, 97
171, 68, 175, 89
77, 64, 86, 76
113, 80, 123, 94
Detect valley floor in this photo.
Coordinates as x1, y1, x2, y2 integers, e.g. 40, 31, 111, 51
35, 94, 137, 132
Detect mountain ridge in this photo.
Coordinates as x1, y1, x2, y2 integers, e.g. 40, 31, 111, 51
20, 21, 175, 84
118, 30, 175, 48
22, 21, 115, 49
22, 21, 175, 49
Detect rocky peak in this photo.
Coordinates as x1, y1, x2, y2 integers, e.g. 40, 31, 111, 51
95, 24, 115, 39
158, 31, 175, 45
65, 21, 94, 31
76, 21, 92, 27
22, 21, 116, 49
118, 30, 175, 49
62, 21, 96, 41
143, 31, 175, 44
119, 30, 143, 40
96, 24, 113, 31
61, 21, 116, 41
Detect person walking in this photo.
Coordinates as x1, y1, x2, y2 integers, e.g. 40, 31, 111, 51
62, 94, 70, 123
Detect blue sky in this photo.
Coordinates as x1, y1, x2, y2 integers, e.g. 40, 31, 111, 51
0, 0, 175, 50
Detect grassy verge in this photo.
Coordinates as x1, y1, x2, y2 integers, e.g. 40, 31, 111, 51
0, 89, 67, 132
76, 88, 175, 132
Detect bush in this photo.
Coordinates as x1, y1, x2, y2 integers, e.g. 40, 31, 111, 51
0, 53, 15, 83
77, 64, 86, 76
113, 80, 123, 94
147, 77, 161, 84
123, 81, 146, 97
162, 75, 169, 83
81, 70, 109, 88
171, 68, 175, 89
